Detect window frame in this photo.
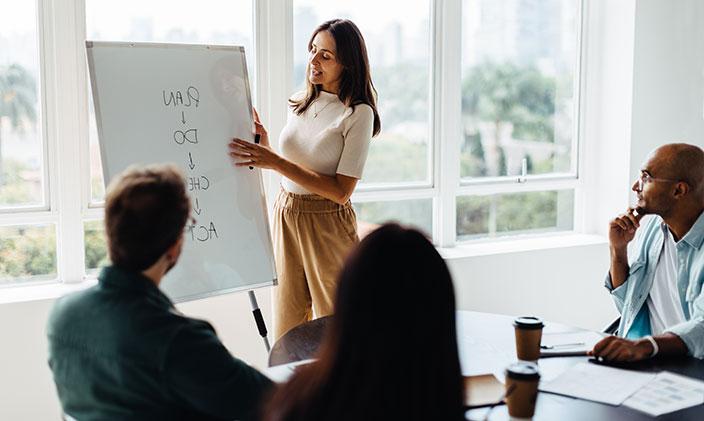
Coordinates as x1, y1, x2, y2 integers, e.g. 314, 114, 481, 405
330, 0, 585, 246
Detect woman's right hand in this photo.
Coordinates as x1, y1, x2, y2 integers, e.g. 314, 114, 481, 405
252, 108, 270, 147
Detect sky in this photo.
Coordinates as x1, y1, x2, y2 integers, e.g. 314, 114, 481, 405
85, 0, 252, 39
0, 1, 35, 32
0, 0, 430, 45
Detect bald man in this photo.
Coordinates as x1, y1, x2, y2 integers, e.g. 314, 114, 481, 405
591, 143, 704, 362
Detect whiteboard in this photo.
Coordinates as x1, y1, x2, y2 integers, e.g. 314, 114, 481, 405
86, 41, 277, 302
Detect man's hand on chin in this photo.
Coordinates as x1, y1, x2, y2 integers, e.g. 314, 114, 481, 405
588, 336, 653, 362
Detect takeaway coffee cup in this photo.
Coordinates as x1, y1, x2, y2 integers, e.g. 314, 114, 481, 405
505, 362, 541, 418
514, 316, 544, 361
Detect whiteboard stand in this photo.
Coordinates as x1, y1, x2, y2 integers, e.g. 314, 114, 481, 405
248, 290, 271, 352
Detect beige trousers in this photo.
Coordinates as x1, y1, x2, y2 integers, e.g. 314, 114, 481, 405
272, 189, 358, 339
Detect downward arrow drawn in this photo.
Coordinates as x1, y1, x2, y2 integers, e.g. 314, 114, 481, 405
188, 152, 195, 170
181, 111, 186, 124
194, 198, 202, 215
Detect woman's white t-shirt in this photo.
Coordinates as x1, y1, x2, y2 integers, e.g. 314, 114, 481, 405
278, 91, 374, 194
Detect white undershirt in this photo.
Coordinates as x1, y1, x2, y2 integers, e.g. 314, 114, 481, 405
647, 225, 686, 335
278, 91, 374, 195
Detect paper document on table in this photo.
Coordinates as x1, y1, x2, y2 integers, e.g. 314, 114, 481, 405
458, 336, 513, 377
539, 362, 656, 405
623, 371, 704, 416
540, 331, 604, 357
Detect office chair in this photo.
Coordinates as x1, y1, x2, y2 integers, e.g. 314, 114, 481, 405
268, 316, 331, 367
602, 317, 620, 335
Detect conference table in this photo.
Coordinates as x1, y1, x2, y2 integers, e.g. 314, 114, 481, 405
455, 311, 704, 420
270, 311, 704, 420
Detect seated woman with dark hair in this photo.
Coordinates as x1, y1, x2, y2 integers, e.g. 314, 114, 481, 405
263, 223, 465, 421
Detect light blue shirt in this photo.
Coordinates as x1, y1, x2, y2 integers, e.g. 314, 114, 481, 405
605, 211, 704, 359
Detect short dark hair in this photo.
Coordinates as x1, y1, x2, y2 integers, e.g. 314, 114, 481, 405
104, 164, 190, 271
289, 19, 381, 137
264, 224, 464, 421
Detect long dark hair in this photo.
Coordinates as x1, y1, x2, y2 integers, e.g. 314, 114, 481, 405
289, 19, 381, 137
264, 224, 464, 421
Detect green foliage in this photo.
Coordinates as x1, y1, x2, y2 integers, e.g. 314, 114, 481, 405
495, 191, 559, 232
461, 131, 487, 177
364, 133, 427, 184
457, 191, 573, 239
0, 225, 56, 283
524, 154, 534, 173
460, 61, 558, 178
498, 147, 508, 176
462, 61, 555, 143
373, 62, 429, 129
0, 159, 34, 204
354, 199, 432, 237
0, 63, 37, 127
84, 221, 110, 270
456, 195, 491, 236
0, 63, 38, 187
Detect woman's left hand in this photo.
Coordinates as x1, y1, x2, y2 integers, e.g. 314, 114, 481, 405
229, 138, 283, 170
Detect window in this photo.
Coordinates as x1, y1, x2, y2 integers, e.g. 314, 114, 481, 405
0, 0, 584, 285
457, 190, 574, 240
457, 0, 581, 239
354, 199, 432, 238
0, 0, 55, 283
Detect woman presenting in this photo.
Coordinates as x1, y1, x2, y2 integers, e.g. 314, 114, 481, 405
229, 19, 381, 339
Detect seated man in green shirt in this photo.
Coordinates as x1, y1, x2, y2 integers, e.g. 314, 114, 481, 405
47, 164, 272, 421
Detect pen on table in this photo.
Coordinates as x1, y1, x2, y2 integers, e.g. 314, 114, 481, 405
540, 342, 585, 350
249, 133, 261, 170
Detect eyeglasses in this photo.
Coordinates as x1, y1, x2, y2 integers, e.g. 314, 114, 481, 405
636, 171, 679, 190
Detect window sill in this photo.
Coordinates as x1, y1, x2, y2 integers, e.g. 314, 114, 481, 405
0, 234, 607, 305
0, 279, 97, 305
438, 232, 608, 260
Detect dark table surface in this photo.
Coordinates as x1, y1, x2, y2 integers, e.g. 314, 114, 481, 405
267, 311, 704, 420
458, 311, 704, 421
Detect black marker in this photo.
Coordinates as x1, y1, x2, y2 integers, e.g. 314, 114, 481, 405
249, 133, 261, 170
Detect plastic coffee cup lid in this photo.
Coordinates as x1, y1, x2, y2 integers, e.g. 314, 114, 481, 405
505, 362, 541, 380
514, 316, 544, 329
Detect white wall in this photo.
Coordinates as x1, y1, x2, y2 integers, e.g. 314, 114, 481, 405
448, 242, 616, 331
629, 0, 704, 181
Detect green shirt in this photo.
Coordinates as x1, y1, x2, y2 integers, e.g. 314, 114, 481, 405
47, 265, 272, 420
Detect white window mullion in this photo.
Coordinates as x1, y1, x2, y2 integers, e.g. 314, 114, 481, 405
0, 211, 57, 227
435, 0, 462, 247
352, 188, 436, 203
457, 178, 579, 197
257, 0, 291, 208
572, 0, 589, 234
44, 0, 86, 283
75, 0, 91, 214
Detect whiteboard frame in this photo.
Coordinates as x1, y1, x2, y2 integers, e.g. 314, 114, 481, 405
85, 40, 277, 302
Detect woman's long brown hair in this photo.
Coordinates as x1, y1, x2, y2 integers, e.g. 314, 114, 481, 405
289, 19, 381, 137
263, 224, 465, 421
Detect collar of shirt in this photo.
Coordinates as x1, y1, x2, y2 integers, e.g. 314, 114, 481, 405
98, 265, 174, 310
679, 210, 704, 250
